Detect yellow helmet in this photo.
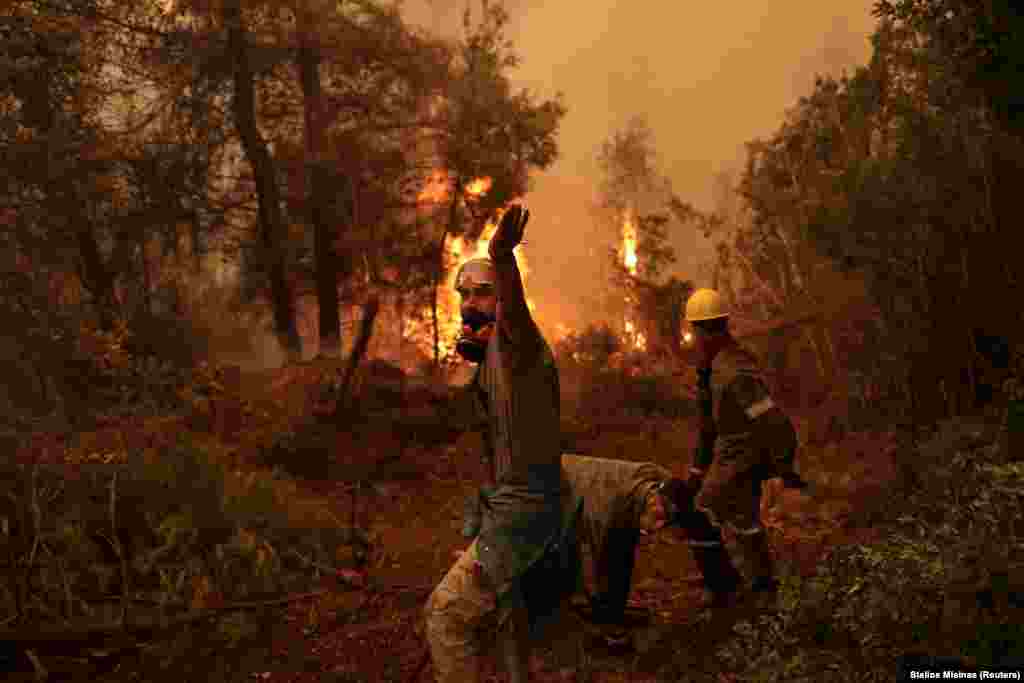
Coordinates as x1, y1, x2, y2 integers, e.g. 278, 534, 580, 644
685, 288, 729, 322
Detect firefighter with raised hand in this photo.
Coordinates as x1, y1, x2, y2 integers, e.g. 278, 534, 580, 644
685, 288, 805, 600
423, 205, 568, 683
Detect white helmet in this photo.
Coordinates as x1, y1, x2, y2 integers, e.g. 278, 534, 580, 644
685, 288, 729, 322
455, 257, 496, 295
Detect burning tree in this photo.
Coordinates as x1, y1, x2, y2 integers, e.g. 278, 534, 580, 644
410, 175, 536, 364
416, 0, 564, 369
618, 211, 645, 350
596, 116, 691, 357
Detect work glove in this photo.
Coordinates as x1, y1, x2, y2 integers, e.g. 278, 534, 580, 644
488, 205, 529, 259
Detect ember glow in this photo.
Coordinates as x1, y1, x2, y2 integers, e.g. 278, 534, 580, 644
418, 170, 450, 205
465, 177, 493, 198
418, 173, 493, 205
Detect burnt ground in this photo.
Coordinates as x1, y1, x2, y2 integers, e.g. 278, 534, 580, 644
229, 405, 899, 682
4, 366, 905, 683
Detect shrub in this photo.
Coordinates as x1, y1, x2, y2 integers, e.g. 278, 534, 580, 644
0, 436, 359, 673
694, 418, 1024, 682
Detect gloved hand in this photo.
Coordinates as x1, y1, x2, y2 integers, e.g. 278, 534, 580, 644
488, 205, 529, 258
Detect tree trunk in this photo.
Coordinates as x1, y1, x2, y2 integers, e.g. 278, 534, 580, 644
396, 293, 406, 367
432, 176, 462, 369
297, 36, 341, 359
431, 233, 446, 369
75, 226, 118, 329
140, 240, 152, 316
224, 0, 302, 362
334, 297, 381, 420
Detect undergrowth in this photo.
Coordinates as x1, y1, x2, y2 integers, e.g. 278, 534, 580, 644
668, 418, 1024, 682
0, 437, 361, 679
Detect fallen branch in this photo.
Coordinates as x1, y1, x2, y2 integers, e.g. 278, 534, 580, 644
0, 589, 328, 649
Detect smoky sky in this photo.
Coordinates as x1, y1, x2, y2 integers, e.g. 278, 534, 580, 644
401, 1, 877, 330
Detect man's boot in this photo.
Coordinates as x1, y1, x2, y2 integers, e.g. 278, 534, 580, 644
690, 543, 743, 608
736, 528, 779, 598
501, 608, 531, 683
590, 528, 640, 625
682, 509, 742, 608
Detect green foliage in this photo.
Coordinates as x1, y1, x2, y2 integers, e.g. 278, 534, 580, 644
597, 115, 671, 215
874, 0, 1024, 135
0, 436, 354, 649
704, 418, 1024, 681
734, 8, 1024, 422
439, 0, 567, 236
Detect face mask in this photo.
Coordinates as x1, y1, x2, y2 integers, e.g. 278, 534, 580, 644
461, 307, 495, 332
456, 308, 497, 362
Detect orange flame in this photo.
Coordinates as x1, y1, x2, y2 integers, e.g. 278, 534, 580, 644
407, 196, 534, 359
437, 211, 535, 355
625, 320, 647, 351
418, 170, 450, 205
418, 173, 493, 206
620, 211, 644, 350
408, 168, 533, 360
465, 177, 493, 198
621, 212, 638, 277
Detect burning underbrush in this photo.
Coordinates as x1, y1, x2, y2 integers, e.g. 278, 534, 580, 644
555, 323, 695, 425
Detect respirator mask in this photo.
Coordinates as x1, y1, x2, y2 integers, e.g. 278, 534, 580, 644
454, 258, 497, 363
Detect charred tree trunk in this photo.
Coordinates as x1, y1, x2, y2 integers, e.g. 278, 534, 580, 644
297, 38, 341, 359
431, 234, 445, 369
396, 293, 406, 366
431, 176, 462, 369
334, 297, 381, 420
224, 0, 302, 362
75, 226, 118, 329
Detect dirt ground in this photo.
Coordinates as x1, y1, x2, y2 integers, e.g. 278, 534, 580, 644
7, 365, 901, 682
235, 412, 899, 683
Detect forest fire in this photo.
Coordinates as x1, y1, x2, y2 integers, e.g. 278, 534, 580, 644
410, 175, 534, 360
620, 212, 645, 350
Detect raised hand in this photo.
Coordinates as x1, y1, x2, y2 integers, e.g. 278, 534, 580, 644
488, 204, 529, 258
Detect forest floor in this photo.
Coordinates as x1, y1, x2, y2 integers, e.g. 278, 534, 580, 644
10, 360, 1006, 683
206, 369, 902, 683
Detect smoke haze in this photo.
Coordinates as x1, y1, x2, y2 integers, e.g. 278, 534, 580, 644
402, 1, 877, 331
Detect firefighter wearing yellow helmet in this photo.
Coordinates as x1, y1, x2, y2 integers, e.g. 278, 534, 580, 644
683, 288, 806, 601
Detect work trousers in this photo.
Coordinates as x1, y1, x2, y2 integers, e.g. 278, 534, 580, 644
423, 540, 529, 683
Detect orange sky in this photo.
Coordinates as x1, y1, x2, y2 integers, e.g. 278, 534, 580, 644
402, 0, 878, 330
